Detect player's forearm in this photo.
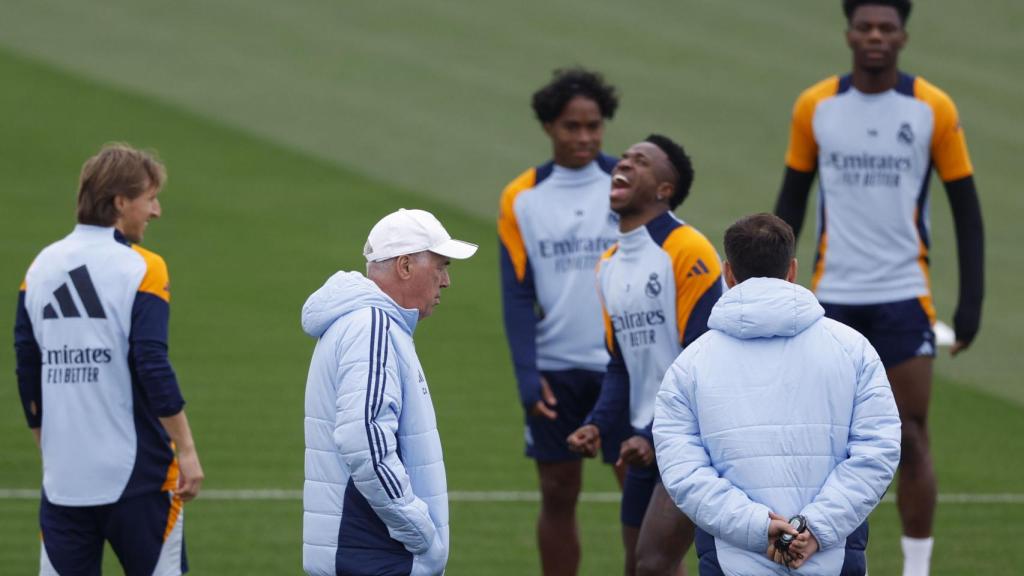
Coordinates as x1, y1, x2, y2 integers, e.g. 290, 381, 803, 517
15, 291, 44, 428
31, 427, 40, 449
499, 303, 540, 405
500, 270, 542, 407
587, 361, 628, 432
159, 410, 198, 453
774, 168, 816, 240
944, 175, 985, 341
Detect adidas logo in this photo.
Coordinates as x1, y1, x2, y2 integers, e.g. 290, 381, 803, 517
43, 265, 106, 320
686, 259, 710, 278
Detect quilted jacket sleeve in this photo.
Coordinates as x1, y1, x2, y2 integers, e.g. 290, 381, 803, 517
333, 307, 437, 555
654, 352, 771, 552
800, 337, 901, 550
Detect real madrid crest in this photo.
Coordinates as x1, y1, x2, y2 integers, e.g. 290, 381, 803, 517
645, 273, 662, 298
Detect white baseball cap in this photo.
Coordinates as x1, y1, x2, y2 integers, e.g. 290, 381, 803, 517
363, 208, 478, 262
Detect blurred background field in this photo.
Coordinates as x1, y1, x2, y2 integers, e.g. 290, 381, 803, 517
1, 1, 1021, 573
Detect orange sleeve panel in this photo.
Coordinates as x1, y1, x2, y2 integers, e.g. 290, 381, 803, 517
662, 227, 723, 343
20, 277, 27, 290
785, 76, 839, 172
131, 245, 171, 303
497, 168, 537, 282
915, 77, 974, 182
597, 244, 619, 354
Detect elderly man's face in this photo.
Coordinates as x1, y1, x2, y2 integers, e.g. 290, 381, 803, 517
406, 251, 451, 319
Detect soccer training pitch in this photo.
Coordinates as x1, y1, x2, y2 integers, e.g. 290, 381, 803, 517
1, 1, 1021, 573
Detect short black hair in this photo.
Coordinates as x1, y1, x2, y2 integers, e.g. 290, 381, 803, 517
531, 67, 619, 124
843, 0, 912, 25
723, 213, 795, 283
644, 134, 694, 210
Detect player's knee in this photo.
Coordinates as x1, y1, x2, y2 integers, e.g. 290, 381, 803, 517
900, 416, 929, 448
635, 537, 679, 576
899, 417, 931, 466
540, 485, 580, 512
539, 470, 581, 511
635, 551, 673, 576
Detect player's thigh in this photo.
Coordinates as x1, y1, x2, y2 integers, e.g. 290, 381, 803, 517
636, 482, 693, 558
105, 491, 185, 576
886, 356, 933, 424
862, 299, 935, 422
39, 497, 104, 576
536, 460, 583, 507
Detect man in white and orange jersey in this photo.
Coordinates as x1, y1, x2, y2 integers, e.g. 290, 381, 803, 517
15, 144, 204, 575
498, 67, 631, 576
774, 2, 984, 575
569, 135, 723, 576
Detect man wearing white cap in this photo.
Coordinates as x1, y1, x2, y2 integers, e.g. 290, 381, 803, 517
300, 208, 477, 576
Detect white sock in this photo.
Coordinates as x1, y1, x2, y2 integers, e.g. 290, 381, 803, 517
901, 536, 934, 576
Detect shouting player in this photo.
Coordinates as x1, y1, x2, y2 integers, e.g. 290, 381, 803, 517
569, 135, 723, 576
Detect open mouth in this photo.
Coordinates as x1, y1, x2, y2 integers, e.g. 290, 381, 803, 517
610, 174, 631, 201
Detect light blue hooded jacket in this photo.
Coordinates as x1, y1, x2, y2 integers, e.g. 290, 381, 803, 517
302, 271, 448, 576
654, 277, 900, 576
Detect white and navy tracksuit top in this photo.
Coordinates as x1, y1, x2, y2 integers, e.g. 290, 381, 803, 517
15, 224, 184, 506
587, 212, 723, 441
302, 272, 448, 576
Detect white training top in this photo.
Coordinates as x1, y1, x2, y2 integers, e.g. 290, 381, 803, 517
785, 73, 974, 308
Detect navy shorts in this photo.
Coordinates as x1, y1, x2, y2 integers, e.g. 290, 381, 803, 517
822, 298, 935, 368
621, 464, 659, 528
525, 369, 631, 464
40, 490, 187, 576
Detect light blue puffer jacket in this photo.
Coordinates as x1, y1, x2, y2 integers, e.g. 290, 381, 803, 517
653, 277, 900, 576
302, 271, 448, 576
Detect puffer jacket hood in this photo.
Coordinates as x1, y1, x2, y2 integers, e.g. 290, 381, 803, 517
708, 277, 824, 339
301, 271, 419, 338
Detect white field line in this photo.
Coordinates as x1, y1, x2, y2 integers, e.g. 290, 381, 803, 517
1, 489, 1023, 504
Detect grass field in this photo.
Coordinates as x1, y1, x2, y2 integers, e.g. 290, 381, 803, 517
1, 1, 1021, 574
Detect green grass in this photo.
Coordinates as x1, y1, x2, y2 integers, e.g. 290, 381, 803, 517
0, 1, 1022, 574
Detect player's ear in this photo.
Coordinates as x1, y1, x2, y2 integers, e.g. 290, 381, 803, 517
395, 255, 413, 280
786, 259, 798, 283
724, 261, 738, 288
656, 182, 674, 203
542, 122, 555, 139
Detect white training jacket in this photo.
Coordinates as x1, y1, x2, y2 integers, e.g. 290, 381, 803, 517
654, 278, 901, 576
302, 271, 448, 576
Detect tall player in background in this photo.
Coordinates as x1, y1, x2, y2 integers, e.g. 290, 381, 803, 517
569, 135, 722, 576
498, 68, 630, 576
15, 144, 204, 575
774, 2, 984, 575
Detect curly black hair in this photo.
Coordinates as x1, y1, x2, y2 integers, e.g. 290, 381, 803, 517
644, 134, 694, 210
531, 67, 619, 124
843, 0, 912, 25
